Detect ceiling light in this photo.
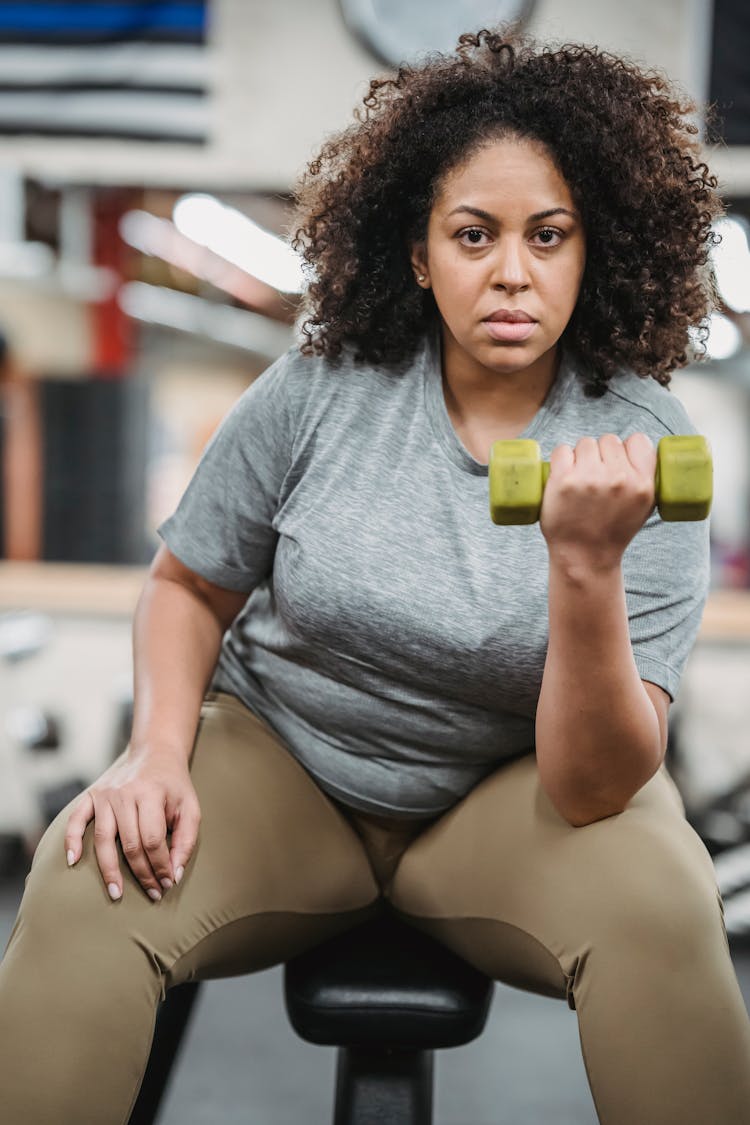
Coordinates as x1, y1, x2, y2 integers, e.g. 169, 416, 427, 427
172, 194, 305, 294
704, 311, 743, 361
711, 217, 750, 314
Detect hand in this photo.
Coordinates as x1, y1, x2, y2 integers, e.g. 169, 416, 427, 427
540, 433, 657, 568
64, 748, 201, 902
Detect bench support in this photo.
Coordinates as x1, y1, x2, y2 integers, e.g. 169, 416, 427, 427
334, 1046, 433, 1125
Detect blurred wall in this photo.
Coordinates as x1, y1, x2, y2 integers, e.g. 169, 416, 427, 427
0, 284, 91, 376
0, 0, 732, 193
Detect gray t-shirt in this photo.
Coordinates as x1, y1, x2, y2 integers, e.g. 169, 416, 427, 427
158, 330, 709, 818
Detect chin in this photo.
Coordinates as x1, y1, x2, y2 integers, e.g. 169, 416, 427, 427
481, 345, 541, 370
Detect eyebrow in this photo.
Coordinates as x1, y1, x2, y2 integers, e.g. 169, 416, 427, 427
445, 205, 579, 223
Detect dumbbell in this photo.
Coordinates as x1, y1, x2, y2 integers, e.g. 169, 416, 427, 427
489, 435, 712, 525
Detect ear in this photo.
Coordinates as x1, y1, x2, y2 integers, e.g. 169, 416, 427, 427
409, 242, 430, 288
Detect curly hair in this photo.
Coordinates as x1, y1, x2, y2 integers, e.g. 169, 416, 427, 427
291, 31, 723, 395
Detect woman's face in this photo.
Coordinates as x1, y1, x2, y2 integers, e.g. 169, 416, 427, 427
411, 136, 586, 386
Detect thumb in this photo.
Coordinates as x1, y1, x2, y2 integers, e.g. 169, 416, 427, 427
168, 798, 201, 885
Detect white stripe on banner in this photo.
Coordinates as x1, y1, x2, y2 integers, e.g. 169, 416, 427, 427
0, 89, 211, 138
0, 42, 210, 87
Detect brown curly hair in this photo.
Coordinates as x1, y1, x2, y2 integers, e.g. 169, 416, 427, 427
291, 30, 723, 395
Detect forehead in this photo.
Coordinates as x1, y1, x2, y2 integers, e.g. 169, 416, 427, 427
434, 137, 575, 213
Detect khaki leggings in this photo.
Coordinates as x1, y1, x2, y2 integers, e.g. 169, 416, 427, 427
1, 690, 749, 1125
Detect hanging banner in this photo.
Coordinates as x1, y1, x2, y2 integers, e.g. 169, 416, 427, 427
0, 1, 211, 143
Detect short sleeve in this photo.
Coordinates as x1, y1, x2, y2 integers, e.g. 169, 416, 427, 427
624, 514, 710, 701
157, 349, 296, 592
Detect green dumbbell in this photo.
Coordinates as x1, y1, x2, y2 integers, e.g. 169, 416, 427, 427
488, 435, 713, 525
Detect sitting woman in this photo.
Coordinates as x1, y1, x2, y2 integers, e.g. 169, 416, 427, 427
0, 30, 748, 1125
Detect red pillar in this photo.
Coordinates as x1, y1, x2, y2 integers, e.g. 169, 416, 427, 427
89, 189, 138, 378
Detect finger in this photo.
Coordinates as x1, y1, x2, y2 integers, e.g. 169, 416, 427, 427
114, 798, 165, 901
136, 799, 174, 893
168, 798, 201, 886
598, 433, 629, 469
624, 431, 656, 476
64, 791, 94, 867
91, 796, 125, 902
624, 433, 657, 513
548, 442, 575, 476
573, 436, 604, 467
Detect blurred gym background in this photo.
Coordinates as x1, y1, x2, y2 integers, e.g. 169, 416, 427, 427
0, 2, 749, 1122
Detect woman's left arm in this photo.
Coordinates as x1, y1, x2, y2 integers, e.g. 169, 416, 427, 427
535, 432, 672, 827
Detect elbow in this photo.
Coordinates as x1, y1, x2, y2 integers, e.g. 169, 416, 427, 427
540, 775, 633, 829
559, 801, 628, 829
537, 741, 664, 829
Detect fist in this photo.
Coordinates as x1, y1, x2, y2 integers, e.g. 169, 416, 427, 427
540, 433, 657, 566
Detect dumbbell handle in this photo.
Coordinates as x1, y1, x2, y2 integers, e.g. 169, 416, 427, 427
489, 435, 712, 525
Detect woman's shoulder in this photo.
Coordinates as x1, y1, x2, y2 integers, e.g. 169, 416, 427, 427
273, 337, 418, 389
602, 368, 697, 437
561, 360, 698, 440
239, 341, 353, 418
251, 337, 422, 443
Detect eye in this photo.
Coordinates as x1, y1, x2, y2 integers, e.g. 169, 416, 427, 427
532, 226, 564, 247
457, 227, 491, 246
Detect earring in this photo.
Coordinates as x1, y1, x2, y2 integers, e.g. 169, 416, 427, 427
416, 274, 426, 282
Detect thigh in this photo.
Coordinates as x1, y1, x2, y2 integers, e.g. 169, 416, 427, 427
388, 754, 724, 999
9, 691, 380, 987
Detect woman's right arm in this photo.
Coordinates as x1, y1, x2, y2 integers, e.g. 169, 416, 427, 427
64, 544, 251, 902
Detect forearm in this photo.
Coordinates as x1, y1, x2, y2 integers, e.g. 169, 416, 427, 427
535, 553, 663, 826
129, 574, 226, 762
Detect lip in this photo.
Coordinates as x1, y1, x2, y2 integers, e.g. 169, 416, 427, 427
483, 318, 537, 343
484, 308, 535, 323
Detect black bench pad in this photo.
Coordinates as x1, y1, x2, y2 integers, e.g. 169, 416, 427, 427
284, 913, 494, 1050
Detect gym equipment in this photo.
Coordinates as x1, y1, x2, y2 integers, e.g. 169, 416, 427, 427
285, 913, 494, 1124
127, 912, 494, 1125
489, 435, 712, 525
0, 611, 66, 875
687, 796, 750, 947
666, 708, 750, 948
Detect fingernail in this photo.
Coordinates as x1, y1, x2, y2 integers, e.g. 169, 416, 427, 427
175, 866, 184, 885
148, 888, 162, 902
160, 878, 173, 891
108, 883, 121, 901
67, 850, 76, 867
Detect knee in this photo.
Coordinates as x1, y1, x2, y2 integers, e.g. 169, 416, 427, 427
15, 812, 118, 945
4, 820, 167, 1020
587, 825, 726, 967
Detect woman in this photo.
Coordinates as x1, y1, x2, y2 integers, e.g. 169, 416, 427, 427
1, 31, 748, 1125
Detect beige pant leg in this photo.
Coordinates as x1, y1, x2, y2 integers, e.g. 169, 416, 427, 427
0, 691, 379, 1125
389, 754, 750, 1125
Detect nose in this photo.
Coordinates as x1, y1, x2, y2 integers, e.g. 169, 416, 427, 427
490, 236, 530, 293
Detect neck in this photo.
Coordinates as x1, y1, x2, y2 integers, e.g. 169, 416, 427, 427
440, 327, 560, 428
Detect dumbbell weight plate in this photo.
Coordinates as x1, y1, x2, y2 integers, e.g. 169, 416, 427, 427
656, 435, 712, 522
488, 439, 548, 525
